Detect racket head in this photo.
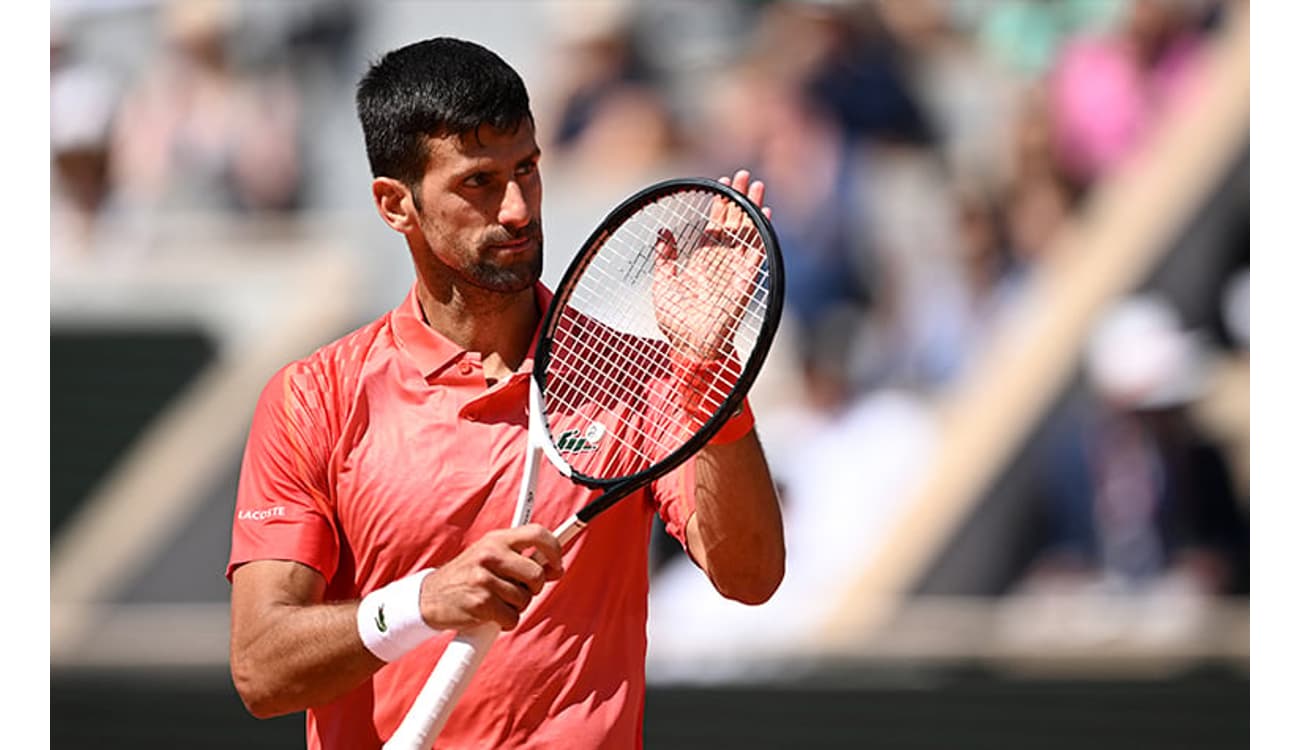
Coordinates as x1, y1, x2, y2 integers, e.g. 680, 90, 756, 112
532, 178, 784, 497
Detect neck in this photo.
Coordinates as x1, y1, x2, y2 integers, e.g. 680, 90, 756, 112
415, 277, 538, 379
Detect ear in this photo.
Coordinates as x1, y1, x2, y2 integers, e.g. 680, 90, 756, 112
372, 177, 419, 234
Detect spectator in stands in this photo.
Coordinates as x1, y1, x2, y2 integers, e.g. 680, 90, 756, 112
51, 53, 121, 260
700, 65, 874, 337
946, 181, 1021, 363
1048, 0, 1213, 187
544, 3, 649, 153
1025, 295, 1248, 596
967, 0, 1126, 81
111, 0, 304, 216
746, 1, 932, 146
535, 5, 691, 288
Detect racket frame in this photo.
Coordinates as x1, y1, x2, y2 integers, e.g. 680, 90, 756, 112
532, 178, 784, 522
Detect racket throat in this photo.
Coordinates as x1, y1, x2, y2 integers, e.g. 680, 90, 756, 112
553, 515, 587, 548
512, 442, 543, 527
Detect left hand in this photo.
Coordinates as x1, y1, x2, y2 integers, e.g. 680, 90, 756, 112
652, 169, 773, 361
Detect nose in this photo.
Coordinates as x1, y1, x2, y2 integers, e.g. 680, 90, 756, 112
498, 180, 530, 230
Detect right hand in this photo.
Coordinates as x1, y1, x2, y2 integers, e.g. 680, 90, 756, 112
417, 524, 564, 632
651, 170, 768, 362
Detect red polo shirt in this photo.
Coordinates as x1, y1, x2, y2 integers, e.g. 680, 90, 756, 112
227, 284, 697, 749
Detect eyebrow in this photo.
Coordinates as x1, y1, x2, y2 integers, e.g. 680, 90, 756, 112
454, 147, 541, 178
517, 147, 542, 165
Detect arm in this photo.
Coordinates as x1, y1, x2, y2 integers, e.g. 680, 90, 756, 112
230, 560, 378, 718
659, 168, 786, 604
685, 426, 785, 604
229, 525, 563, 719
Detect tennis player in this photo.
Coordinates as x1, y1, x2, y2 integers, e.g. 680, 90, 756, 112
227, 37, 785, 749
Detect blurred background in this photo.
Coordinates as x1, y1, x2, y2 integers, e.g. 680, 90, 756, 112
50, 0, 1249, 747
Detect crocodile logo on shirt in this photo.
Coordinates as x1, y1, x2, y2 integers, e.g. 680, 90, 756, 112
555, 422, 606, 454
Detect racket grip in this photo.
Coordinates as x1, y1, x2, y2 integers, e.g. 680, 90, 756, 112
383, 624, 501, 750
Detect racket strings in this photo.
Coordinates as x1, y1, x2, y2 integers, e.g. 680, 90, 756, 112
550, 306, 743, 420
561, 189, 765, 385
569, 194, 761, 350
543, 188, 772, 480
547, 328, 734, 460
633, 207, 769, 370
567, 200, 771, 367
546, 332, 683, 462
545, 321, 743, 468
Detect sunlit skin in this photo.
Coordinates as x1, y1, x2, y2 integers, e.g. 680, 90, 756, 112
371, 120, 545, 382
413, 123, 544, 295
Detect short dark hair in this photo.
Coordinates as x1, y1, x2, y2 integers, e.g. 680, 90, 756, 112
356, 37, 533, 186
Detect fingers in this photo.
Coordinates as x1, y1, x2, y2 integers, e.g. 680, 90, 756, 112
709, 181, 730, 227
717, 172, 744, 229
485, 525, 564, 629
720, 169, 763, 204
422, 524, 566, 632
726, 169, 749, 197
482, 547, 547, 597
654, 227, 679, 267
747, 178, 765, 210
486, 524, 564, 582
719, 169, 770, 229
503, 523, 565, 581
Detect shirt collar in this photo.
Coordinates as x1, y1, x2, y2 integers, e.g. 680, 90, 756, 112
390, 282, 554, 379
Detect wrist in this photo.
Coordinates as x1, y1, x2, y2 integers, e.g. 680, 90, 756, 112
356, 568, 440, 663
709, 398, 755, 445
670, 353, 743, 422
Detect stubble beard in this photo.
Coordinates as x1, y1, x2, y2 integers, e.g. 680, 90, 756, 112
426, 220, 545, 294
468, 228, 544, 293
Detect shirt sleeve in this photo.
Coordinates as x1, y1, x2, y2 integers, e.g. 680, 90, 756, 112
649, 456, 697, 551
226, 362, 341, 582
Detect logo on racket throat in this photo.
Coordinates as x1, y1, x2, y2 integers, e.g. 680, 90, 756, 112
556, 422, 606, 454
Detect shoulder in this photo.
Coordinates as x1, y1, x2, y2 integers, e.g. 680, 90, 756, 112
260, 313, 395, 427
291, 315, 389, 386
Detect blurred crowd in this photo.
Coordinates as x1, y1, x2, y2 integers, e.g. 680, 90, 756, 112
51, 0, 360, 260
608, 0, 1250, 664
52, 0, 1249, 654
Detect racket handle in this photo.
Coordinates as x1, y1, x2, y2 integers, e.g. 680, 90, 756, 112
383, 624, 500, 750
384, 515, 587, 749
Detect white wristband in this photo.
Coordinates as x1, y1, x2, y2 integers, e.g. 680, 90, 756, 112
357, 568, 440, 663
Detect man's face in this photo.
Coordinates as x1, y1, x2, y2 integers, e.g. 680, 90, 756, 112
414, 120, 543, 293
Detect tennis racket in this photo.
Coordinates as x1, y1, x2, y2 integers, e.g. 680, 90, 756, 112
384, 176, 784, 749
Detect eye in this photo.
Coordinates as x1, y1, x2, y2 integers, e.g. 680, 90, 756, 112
516, 160, 538, 177
464, 172, 491, 188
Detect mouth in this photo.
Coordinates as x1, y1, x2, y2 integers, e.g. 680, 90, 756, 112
487, 235, 537, 255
